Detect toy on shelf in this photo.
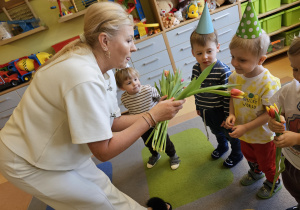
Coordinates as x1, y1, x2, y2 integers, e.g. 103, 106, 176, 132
7, 18, 40, 34
197, 0, 205, 15
173, 10, 184, 22
135, 22, 160, 37
1, 0, 42, 36
49, 0, 78, 17
157, 0, 174, 17
0, 52, 52, 91
116, 0, 146, 40
186, 1, 199, 19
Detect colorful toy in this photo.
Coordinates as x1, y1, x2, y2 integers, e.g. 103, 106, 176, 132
49, 0, 78, 17
0, 52, 52, 90
197, 0, 205, 15
186, 1, 199, 19
174, 10, 184, 22
157, 0, 174, 16
161, 13, 176, 28
7, 18, 40, 33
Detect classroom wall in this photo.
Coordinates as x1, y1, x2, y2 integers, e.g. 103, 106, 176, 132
0, 0, 154, 64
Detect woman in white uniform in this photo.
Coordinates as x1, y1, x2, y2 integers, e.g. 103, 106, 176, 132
0, 2, 184, 210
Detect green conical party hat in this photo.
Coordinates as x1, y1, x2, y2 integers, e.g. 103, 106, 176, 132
236, 0, 262, 39
196, 1, 214, 34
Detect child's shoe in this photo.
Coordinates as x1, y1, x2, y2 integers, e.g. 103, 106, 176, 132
286, 205, 299, 210
211, 147, 229, 159
147, 154, 161, 169
223, 154, 243, 168
170, 154, 181, 170
240, 169, 265, 186
257, 179, 282, 199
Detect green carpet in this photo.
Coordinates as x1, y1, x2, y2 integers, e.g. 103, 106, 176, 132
141, 128, 234, 209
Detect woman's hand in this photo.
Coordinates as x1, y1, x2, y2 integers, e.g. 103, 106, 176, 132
268, 115, 286, 133
274, 131, 300, 148
149, 98, 186, 122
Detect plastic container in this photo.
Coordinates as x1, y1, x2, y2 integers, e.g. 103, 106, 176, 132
260, 0, 281, 13
241, 0, 260, 15
267, 37, 285, 54
261, 11, 284, 33
282, 5, 300, 26
279, 27, 300, 46
281, 0, 298, 3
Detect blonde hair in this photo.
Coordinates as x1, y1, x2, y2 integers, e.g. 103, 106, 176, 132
190, 29, 219, 49
115, 67, 140, 89
288, 37, 300, 56
229, 30, 270, 57
40, 2, 133, 70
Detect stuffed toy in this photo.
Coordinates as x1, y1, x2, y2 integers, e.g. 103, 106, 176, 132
196, 0, 205, 14
173, 10, 184, 21
157, 0, 174, 16
161, 13, 176, 28
185, 1, 199, 19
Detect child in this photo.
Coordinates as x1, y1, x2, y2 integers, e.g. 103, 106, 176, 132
268, 37, 300, 210
225, 1, 282, 199
190, 2, 243, 168
115, 67, 181, 170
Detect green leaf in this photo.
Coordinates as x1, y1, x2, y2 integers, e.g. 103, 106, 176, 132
176, 62, 216, 100
187, 84, 238, 98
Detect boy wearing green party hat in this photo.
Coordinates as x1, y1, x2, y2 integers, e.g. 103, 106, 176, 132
190, 2, 243, 168
224, 0, 282, 199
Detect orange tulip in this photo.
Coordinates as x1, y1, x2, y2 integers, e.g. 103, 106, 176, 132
266, 104, 279, 118
164, 70, 170, 77
230, 89, 245, 99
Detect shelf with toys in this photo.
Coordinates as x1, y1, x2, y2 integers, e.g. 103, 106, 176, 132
0, 0, 48, 46
240, 0, 300, 58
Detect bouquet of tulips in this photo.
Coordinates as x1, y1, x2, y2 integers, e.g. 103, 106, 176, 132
266, 103, 286, 196
145, 62, 244, 152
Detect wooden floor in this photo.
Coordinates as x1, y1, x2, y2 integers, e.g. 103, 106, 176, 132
0, 53, 293, 210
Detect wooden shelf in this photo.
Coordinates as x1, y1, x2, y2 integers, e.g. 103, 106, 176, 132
0, 26, 48, 46
267, 45, 289, 59
58, 9, 87, 23
268, 22, 300, 36
258, 1, 300, 19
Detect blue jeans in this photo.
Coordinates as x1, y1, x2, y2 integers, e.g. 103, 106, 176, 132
199, 107, 242, 158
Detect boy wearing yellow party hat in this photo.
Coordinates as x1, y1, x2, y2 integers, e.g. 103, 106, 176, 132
224, 0, 282, 199
190, 2, 243, 168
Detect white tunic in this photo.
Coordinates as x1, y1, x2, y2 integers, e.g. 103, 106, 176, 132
0, 50, 121, 171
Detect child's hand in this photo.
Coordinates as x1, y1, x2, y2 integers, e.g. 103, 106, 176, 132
274, 131, 300, 148
268, 115, 286, 133
225, 115, 235, 129
196, 110, 201, 116
220, 121, 226, 127
229, 125, 246, 139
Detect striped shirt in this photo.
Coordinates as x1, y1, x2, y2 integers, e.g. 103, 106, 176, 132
121, 85, 160, 115
191, 59, 231, 116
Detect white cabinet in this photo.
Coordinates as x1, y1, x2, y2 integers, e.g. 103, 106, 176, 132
165, 5, 240, 79
0, 85, 28, 128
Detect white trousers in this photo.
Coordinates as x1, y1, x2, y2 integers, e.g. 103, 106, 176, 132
0, 139, 146, 210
